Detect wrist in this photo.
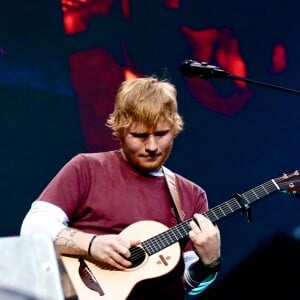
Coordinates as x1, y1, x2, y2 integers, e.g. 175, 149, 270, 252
87, 235, 98, 257
203, 256, 222, 271
189, 257, 221, 282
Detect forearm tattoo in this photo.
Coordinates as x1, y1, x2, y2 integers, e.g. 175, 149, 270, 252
55, 227, 83, 254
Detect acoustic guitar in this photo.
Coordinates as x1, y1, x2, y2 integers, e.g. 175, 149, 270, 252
61, 170, 300, 300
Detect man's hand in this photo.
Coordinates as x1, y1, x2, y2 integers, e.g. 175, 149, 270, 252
189, 213, 221, 265
89, 234, 140, 270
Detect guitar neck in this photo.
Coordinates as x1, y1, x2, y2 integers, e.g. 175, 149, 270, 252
142, 178, 279, 256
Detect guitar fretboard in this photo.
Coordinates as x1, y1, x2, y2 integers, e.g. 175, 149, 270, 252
142, 179, 279, 256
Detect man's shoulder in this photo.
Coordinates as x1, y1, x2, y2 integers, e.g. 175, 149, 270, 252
75, 150, 119, 161
67, 150, 121, 168
163, 166, 204, 190
175, 172, 200, 187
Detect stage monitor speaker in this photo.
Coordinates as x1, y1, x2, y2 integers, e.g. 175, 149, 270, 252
0, 234, 78, 300
199, 232, 300, 300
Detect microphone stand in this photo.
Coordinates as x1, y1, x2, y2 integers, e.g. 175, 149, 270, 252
224, 72, 300, 95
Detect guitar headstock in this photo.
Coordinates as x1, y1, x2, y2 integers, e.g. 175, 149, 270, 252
275, 170, 300, 197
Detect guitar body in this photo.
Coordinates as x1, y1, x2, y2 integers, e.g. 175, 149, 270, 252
61, 220, 181, 300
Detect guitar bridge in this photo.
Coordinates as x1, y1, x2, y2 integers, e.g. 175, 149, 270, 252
78, 257, 104, 296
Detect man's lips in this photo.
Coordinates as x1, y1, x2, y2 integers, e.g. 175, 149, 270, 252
140, 154, 160, 160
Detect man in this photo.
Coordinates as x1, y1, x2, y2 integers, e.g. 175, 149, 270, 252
21, 76, 221, 299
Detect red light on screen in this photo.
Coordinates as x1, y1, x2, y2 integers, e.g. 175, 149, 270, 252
271, 43, 287, 73
164, 0, 180, 9
121, 0, 130, 19
61, 0, 114, 35
63, 11, 88, 35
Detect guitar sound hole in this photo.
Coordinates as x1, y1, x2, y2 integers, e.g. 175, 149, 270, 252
127, 246, 146, 268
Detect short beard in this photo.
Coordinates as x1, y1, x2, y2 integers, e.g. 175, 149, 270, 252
121, 146, 172, 174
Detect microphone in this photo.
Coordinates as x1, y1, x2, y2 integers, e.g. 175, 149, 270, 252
180, 59, 230, 78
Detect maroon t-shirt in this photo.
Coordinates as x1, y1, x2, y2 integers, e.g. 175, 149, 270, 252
37, 150, 208, 299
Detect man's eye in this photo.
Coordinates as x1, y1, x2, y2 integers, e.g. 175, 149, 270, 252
131, 133, 148, 138
155, 131, 168, 137
130, 131, 169, 138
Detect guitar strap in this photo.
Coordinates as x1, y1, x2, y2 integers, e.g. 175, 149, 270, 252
162, 166, 184, 222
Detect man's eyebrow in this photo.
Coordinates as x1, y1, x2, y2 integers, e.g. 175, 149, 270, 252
130, 129, 170, 135
129, 131, 147, 134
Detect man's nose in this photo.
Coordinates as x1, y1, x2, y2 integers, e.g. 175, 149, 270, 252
145, 134, 158, 151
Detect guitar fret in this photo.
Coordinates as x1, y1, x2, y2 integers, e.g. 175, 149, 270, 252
253, 185, 269, 197
171, 226, 181, 240
250, 189, 259, 199
261, 184, 268, 194
174, 224, 186, 238
215, 205, 226, 216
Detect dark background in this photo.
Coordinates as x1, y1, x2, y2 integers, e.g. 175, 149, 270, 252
1, 0, 300, 285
